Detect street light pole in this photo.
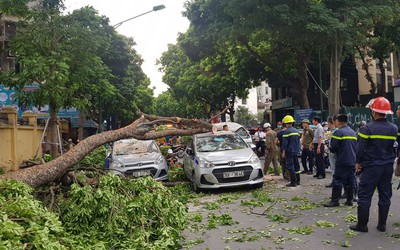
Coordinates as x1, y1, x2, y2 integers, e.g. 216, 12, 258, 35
112, 5, 166, 28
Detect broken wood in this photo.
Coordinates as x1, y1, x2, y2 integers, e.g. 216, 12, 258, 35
0, 113, 213, 188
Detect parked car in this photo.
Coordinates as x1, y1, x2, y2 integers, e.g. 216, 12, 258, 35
183, 131, 264, 192
213, 122, 256, 149
107, 139, 168, 181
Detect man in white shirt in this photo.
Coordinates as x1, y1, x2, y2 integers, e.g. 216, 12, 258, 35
310, 116, 325, 179
253, 126, 266, 157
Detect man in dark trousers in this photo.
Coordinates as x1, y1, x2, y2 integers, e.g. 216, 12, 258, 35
324, 114, 357, 207
281, 115, 301, 187
310, 116, 325, 179
350, 97, 397, 233
300, 118, 314, 175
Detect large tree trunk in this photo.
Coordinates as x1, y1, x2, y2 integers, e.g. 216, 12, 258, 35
0, 113, 213, 188
49, 101, 60, 158
377, 56, 387, 97
297, 53, 310, 109
327, 43, 342, 116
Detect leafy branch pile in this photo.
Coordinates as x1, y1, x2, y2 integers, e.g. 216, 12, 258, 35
0, 175, 188, 249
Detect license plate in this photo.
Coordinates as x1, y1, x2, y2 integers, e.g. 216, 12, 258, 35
132, 170, 150, 177
223, 170, 244, 178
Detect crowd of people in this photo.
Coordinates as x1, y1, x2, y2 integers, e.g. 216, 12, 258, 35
257, 96, 399, 233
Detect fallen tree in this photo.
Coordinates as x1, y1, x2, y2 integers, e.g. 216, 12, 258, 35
0, 112, 214, 188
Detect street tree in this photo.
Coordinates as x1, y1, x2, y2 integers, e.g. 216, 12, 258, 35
0, 112, 214, 187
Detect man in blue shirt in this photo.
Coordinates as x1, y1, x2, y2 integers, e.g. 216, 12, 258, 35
324, 114, 357, 207
350, 97, 398, 233
282, 115, 301, 187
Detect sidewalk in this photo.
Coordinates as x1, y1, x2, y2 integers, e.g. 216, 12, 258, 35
181, 171, 400, 250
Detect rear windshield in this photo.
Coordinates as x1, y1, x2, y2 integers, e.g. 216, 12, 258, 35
195, 134, 248, 152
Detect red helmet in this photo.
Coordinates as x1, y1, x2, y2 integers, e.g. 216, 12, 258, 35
370, 97, 393, 114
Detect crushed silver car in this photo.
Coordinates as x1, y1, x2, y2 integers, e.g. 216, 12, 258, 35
107, 139, 168, 181
183, 131, 264, 192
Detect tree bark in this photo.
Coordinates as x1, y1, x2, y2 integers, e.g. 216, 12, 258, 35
0, 113, 214, 188
327, 42, 342, 116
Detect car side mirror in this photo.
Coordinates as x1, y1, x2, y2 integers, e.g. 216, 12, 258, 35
187, 148, 194, 155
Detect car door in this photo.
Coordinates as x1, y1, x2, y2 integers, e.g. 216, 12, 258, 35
183, 138, 195, 178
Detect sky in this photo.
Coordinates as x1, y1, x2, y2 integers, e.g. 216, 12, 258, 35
64, 0, 190, 96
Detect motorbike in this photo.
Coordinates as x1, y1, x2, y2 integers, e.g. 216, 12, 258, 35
170, 144, 186, 158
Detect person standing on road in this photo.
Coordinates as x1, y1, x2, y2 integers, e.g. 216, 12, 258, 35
324, 114, 357, 207
276, 123, 290, 180
310, 116, 325, 179
282, 115, 301, 187
300, 118, 314, 175
264, 123, 280, 176
325, 116, 338, 188
253, 126, 266, 157
350, 97, 397, 233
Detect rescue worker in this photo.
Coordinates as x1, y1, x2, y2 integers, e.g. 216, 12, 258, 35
264, 122, 280, 176
310, 116, 325, 179
281, 115, 301, 187
300, 118, 314, 175
324, 114, 357, 207
276, 123, 290, 180
350, 97, 397, 233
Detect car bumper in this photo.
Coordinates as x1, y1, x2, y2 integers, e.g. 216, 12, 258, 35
109, 164, 168, 181
194, 163, 264, 189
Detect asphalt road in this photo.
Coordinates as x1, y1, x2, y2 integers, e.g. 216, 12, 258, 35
180, 161, 400, 250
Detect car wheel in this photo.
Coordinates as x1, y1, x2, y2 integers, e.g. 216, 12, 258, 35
177, 149, 184, 158
191, 172, 201, 193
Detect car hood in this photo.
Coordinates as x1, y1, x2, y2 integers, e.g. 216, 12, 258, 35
112, 152, 161, 164
196, 148, 253, 162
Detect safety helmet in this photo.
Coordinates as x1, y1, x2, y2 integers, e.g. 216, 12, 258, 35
370, 97, 393, 114
301, 118, 310, 124
167, 149, 173, 154
282, 115, 295, 124
263, 122, 271, 128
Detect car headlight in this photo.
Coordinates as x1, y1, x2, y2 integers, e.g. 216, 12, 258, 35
248, 154, 260, 164
155, 156, 164, 164
199, 158, 214, 168
110, 161, 123, 168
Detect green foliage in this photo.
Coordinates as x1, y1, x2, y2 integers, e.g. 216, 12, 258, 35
42, 154, 52, 162
268, 214, 291, 224
234, 106, 258, 126
160, 145, 171, 156
287, 226, 315, 235
0, 180, 68, 249
315, 220, 338, 228
206, 213, 238, 229
168, 167, 186, 182
204, 202, 221, 210
0, 175, 188, 249
59, 175, 188, 249
79, 146, 106, 167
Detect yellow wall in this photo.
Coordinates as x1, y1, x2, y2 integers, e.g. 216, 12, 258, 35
0, 108, 44, 172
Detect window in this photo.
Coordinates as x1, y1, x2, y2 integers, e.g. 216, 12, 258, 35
376, 74, 382, 92
376, 58, 380, 69
387, 56, 392, 72
242, 99, 247, 105
388, 77, 393, 93
265, 87, 269, 95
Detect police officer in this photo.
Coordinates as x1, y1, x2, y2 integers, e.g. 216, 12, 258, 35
282, 115, 301, 187
324, 114, 357, 207
350, 97, 397, 233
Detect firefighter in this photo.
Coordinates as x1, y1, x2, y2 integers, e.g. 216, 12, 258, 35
350, 97, 397, 233
281, 115, 301, 187
324, 114, 357, 207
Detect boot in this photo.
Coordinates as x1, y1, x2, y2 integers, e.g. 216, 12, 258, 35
296, 173, 300, 185
324, 188, 341, 207
377, 206, 390, 232
350, 206, 369, 232
286, 173, 297, 187
344, 187, 354, 206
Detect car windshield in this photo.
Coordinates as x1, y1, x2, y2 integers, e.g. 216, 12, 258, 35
195, 134, 248, 152
113, 140, 158, 155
